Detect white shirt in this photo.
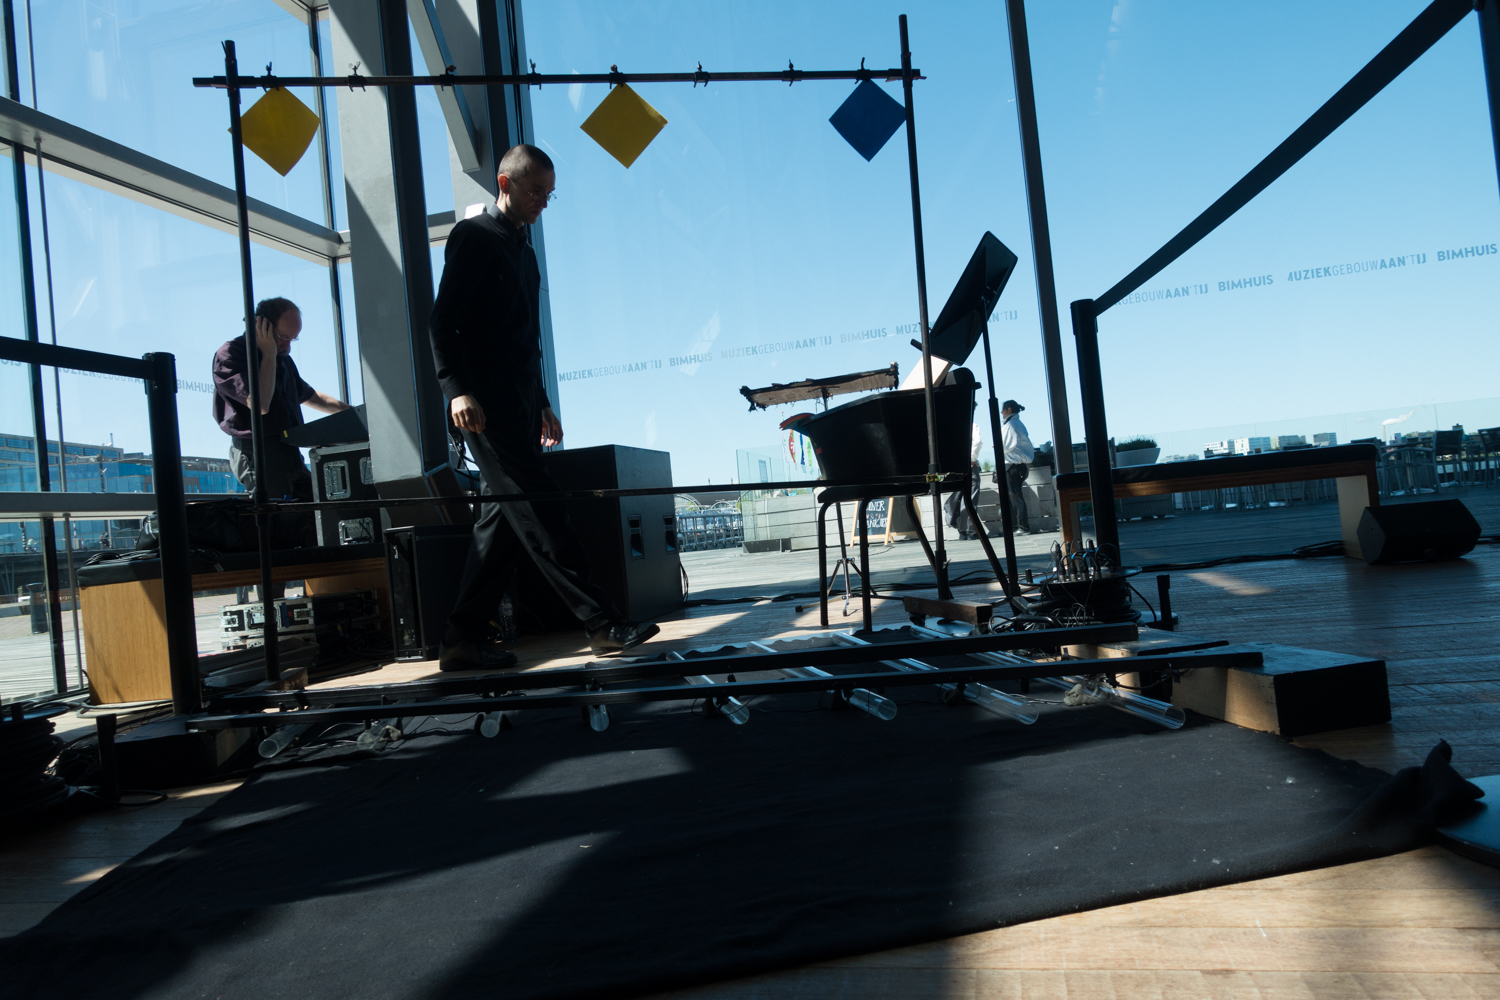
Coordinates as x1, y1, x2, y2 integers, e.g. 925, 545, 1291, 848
969, 422, 983, 464
1001, 414, 1034, 465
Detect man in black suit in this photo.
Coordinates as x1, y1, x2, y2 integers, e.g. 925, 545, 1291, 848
429, 144, 658, 670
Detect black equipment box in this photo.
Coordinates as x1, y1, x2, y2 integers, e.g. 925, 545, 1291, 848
385, 524, 473, 661
220, 589, 380, 638
310, 442, 382, 546
219, 589, 383, 670
381, 446, 683, 655
1357, 498, 1480, 564
514, 445, 682, 631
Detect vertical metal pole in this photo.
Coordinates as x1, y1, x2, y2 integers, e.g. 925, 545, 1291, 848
309, 13, 351, 403
144, 352, 200, 715
1480, 0, 1500, 202
95, 714, 119, 803
28, 104, 89, 686
1002, 0, 1073, 474
898, 14, 949, 600
223, 40, 280, 682
980, 319, 1019, 595
3, 0, 66, 693
1070, 298, 1119, 563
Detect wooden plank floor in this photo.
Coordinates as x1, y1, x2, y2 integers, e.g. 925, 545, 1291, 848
3, 541, 1499, 1000
0, 781, 242, 938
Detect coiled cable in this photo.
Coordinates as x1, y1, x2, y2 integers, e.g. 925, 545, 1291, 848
0, 710, 69, 824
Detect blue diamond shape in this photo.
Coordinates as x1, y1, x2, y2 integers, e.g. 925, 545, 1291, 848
829, 79, 905, 162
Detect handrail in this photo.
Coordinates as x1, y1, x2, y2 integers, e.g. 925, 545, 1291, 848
1093, 0, 1474, 314
0, 337, 199, 713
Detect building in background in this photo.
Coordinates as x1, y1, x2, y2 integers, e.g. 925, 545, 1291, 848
1314, 432, 1339, 446
1233, 436, 1272, 455
0, 433, 243, 553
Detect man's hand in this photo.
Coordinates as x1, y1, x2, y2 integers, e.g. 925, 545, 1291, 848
253, 316, 279, 361
450, 394, 486, 433
247, 316, 280, 414
540, 407, 563, 448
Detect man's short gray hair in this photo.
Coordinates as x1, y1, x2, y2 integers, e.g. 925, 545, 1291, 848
498, 143, 554, 180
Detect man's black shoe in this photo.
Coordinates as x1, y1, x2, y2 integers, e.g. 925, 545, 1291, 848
438, 638, 520, 672
586, 620, 660, 654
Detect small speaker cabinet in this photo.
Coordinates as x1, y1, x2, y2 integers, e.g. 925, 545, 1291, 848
1357, 498, 1480, 564
310, 442, 382, 546
384, 524, 473, 661
513, 445, 682, 631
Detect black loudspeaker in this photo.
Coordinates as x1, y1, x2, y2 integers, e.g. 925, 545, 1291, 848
385, 524, 473, 660
513, 445, 682, 632
1357, 499, 1481, 564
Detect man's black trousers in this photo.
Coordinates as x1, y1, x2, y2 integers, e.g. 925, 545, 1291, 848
446, 415, 620, 643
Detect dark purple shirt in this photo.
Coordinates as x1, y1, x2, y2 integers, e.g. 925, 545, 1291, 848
212, 338, 316, 439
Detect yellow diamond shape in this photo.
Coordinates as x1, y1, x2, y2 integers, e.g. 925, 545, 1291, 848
239, 87, 321, 177
579, 83, 667, 169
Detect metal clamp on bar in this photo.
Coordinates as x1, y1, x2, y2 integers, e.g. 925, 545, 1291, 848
860, 629, 1036, 724
1033, 676, 1185, 729
672, 653, 750, 724
749, 641, 897, 720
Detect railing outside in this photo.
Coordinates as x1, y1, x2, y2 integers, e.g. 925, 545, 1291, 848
676, 510, 744, 552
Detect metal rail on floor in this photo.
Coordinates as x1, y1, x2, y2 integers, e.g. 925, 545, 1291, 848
190, 640, 1252, 732
209, 622, 1138, 712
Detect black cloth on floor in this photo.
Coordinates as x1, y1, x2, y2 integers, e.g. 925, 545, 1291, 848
0, 696, 1478, 1000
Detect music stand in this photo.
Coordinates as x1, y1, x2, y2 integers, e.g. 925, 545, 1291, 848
927, 232, 1022, 598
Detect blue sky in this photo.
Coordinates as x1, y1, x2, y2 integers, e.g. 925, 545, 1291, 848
525, 0, 1500, 482
1, 0, 1497, 482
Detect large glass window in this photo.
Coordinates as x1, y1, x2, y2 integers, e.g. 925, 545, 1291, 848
1026, 2, 1500, 450
25, 168, 341, 462
523, 1, 1500, 486
21, 0, 326, 224
317, 13, 347, 233
409, 20, 456, 217
523, 2, 1042, 484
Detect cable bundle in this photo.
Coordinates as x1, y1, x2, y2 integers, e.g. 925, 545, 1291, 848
1026, 574, 1138, 625
0, 711, 69, 825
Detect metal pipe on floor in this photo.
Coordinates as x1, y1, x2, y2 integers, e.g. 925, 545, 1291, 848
749, 641, 896, 720
832, 631, 1035, 724
673, 652, 751, 724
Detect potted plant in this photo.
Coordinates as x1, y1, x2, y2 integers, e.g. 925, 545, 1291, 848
1115, 437, 1160, 467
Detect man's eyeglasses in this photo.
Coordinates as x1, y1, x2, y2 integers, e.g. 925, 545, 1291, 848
516, 182, 556, 203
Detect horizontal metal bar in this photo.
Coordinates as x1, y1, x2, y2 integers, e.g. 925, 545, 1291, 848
0, 97, 344, 264
1093, 0, 1472, 313
0, 336, 151, 380
193, 68, 921, 90
0, 492, 242, 521
189, 647, 1258, 730
207, 624, 1142, 710
221, 472, 964, 514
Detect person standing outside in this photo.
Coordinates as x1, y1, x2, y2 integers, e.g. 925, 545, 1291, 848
1000, 399, 1035, 534
212, 297, 348, 499
429, 144, 658, 671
